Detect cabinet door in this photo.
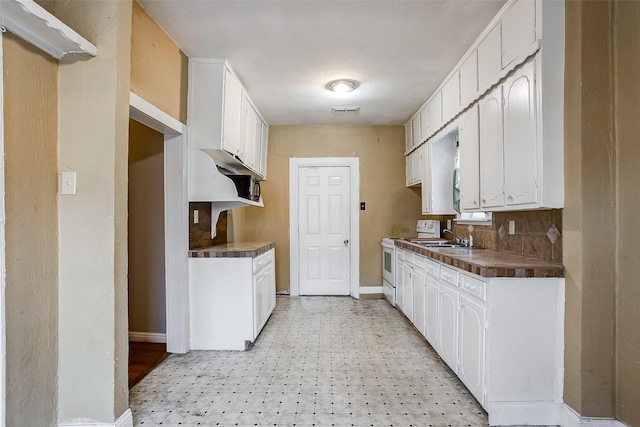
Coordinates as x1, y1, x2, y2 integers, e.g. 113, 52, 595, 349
424, 276, 439, 348
477, 23, 502, 92
503, 59, 538, 206
459, 105, 481, 211
260, 123, 269, 178
396, 258, 404, 312
502, 0, 536, 68
428, 91, 443, 136
222, 68, 243, 157
419, 105, 430, 142
414, 146, 423, 185
253, 269, 267, 338
403, 265, 414, 322
405, 124, 412, 151
421, 143, 432, 214
405, 155, 412, 187
479, 85, 505, 209
438, 283, 458, 371
442, 72, 460, 125
411, 115, 421, 147
460, 50, 478, 109
241, 96, 256, 167
458, 294, 486, 406
413, 268, 426, 337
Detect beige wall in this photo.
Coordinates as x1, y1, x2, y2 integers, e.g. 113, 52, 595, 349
612, 1, 640, 424
564, 1, 640, 425
131, 0, 188, 124
3, 32, 59, 427
55, 0, 132, 422
240, 125, 423, 292
128, 120, 166, 334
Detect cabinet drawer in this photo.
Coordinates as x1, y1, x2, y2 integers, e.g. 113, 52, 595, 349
403, 251, 415, 265
253, 252, 268, 273
440, 265, 458, 286
459, 273, 486, 301
424, 258, 441, 279
413, 253, 426, 269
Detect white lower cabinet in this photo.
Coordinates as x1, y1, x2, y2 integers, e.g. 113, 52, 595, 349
424, 276, 439, 348
396, 247, 564, 426
458, 293, 486, 406
412, 265, 426, 337
402, 261, 414, 322
437, 282, 458, 370
189, 248, 276, 350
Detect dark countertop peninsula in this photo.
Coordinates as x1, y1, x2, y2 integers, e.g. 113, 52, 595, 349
189, 241, 275, 258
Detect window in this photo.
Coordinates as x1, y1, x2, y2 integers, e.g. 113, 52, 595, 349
455, 211, 493, 226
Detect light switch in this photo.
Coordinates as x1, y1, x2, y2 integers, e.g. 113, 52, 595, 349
61, 171, 77, 195
508, 220, 515, 235
194, 209, 199, 224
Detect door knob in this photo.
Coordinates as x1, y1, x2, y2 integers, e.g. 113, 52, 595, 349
344, 239, 349, 245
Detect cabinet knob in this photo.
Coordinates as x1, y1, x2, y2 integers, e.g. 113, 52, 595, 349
482, 199, 486, 204
473, 200, 477, 206
344, 239, 349, 246
508, 195, 514, 201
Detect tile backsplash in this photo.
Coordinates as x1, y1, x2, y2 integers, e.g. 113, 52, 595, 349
189, 202, 228, 250
446, 209, 563, 262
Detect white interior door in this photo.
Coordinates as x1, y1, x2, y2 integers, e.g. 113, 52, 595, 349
298, 166, 351, 295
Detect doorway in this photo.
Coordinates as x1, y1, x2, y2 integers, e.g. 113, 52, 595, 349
289, 158, 360, 297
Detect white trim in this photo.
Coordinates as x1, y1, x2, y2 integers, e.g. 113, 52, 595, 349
561, 404, 629, 427
487, 402, 562, 426
129, 93, 189, 354
129, 92, 185, 135
289, 157, 360, 298
359, 286, 383, 294
0, 29, 6, 427
58, 409, 133, 427
0, 0, 97, 60
128, 332, 167, 343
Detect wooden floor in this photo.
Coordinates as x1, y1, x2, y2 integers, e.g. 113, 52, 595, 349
128, 342, 170, 389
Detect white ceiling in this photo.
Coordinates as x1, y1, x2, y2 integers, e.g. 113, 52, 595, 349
139, 0, 506, 126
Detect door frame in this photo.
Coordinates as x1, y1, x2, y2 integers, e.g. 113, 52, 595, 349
129, 92, 190, 354
289, 157, 360, 298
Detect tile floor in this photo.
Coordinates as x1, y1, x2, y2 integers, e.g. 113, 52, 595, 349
130, 296, 488, 426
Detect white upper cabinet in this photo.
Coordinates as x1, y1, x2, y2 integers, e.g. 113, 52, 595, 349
442, 72, 461, 126
222, 67, 243, 158
479, 85, 505, 209
188, 59, 269, 179
477, 23, 502, 92
459, 105, 481, 211
460, 50, 479, 110
419, 105, 430, 143
411, 114, 421, 147
405, 124, 412, 151
503, 59, 537, 206
502, 0, 537, 68
428, 91, 443, 136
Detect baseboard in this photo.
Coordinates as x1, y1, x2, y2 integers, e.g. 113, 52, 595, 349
561, 404, 629, 427
487, 401, 562, 426
128, 331, 166, 343
359, 286, 383, 294
59, 409, 133, 427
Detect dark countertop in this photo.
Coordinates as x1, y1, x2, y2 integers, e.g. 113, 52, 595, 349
395, 240, 565, 278
189, 241, 275, 258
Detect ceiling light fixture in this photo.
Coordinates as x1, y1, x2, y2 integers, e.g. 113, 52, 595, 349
326, 79, 359, 94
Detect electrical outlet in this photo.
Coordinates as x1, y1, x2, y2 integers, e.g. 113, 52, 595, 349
447, 219, 452, 229
508, 220, 515, 235
360, 202, 366, 211
194, 210, 199, 224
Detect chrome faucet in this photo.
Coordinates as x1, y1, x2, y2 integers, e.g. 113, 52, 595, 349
443, 228, 469, 246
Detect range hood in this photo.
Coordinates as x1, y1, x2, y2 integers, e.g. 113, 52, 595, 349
190, 149, 263, 237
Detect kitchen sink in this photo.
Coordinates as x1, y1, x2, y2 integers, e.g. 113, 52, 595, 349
413, 242, 478, 249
